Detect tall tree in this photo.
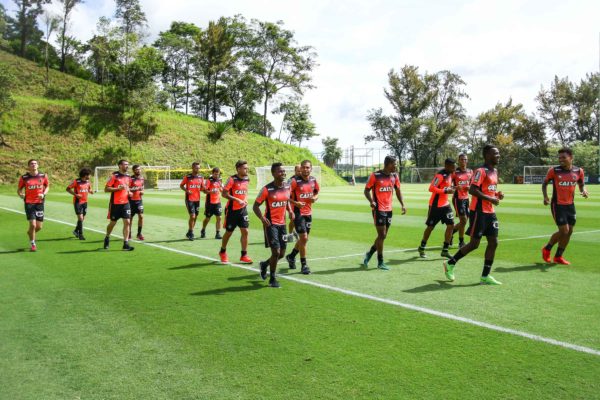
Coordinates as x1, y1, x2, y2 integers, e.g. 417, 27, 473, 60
0, 67, 16, 147
536, 76, 574, 145
41, 10, 59, 87
114, 0, 146, 65
275, 100, 317, 146
0, 4, 8, 48
56, 0, 83, 73
322, 136, 342, 168
245, 19, 316, 136
571, 73, 600, 142
10, 0, 50, 57
221, 65, 260, 122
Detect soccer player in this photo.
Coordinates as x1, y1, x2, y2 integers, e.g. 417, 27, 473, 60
285, 160, 320, 274
17, 159, 49, 251
219, 160, 253, 264
363, 155, 406, 270
287, 164, 302, 234
201, 167, 223, 239
129, 165, 145, 240
451, 154, 472, 248
254, 163, 300, 288
443, 145, 504, 285
104, 159, 134, 251
541, 147, 588, 265
180, 162, 205, 240
418, 159, 456, 258
66, 168, 93, 240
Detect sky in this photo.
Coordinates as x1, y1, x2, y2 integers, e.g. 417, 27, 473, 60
2, 0, 599, 155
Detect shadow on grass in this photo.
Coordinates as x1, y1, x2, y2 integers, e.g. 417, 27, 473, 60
403, 280, 480, 293
169, 262, 215, 270
191, 280, 264, 296
228, 274, 259, 281
57, 249, 103, 254
310, 266, 376, 275
147, 239, 191, 244
37, 237, 74, 242
387, 256, 421, 266
495, 263, 554, 273
0, 248, 26, 254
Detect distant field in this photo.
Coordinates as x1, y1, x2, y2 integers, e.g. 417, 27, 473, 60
1, 183, 599, 399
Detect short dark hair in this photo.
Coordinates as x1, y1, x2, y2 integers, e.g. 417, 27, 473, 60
458, 153, 467, 159
384, 155, 397, 166
271, 162, 283, 173
79, 168, 91, 178
118, 159, 128, 166
558, 147, 573, 156
301, 160, 312, 167
27, 159, 38, 166
212, 167, 220, 173
192, 162, 200, 168
445, 158, 456, 165
132, 164, 140, 170
482, 145, 497, 158
235, 160, 247, 169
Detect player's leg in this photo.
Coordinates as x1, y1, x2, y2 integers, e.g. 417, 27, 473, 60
418, 225, 435, 258
364, 211, 382, 267
479, 235, 501, 285
288, 218, 295, 234
136, 213, 144, 240
200, 215, 210, 238
214, 216, 222, 239
286, 214, 303, 269
297, 232, 310, 274
375, 224, 389, 270
122, 218, 134, 251
239, 227, 252, 263
553, 224, 572, 264
219, 229, 233, 263
441, 223, 455, 258
104, 219, 117, 249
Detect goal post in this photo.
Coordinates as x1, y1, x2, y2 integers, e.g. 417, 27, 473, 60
408, 167, 441, 183
523, 165, 553, 184
93, 165, 172, 192
255, 166, 322, 189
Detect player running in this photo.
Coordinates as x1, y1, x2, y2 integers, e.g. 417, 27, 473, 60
541, 147, 588, 265
418, 158, 457, 258
180, 162, 205, 240
285, 159, 320, 275
104, 159, 134, 251
200, 167, 223, 239
451, 154, 472, 248
17, 159, 50, 251
219, 160, 252, 264
254, 163, 301, 288
129, 165, 145, 240
363, 156, 406, 270
288, 164, 302, 234
66, 168, 93, 240
443, 145, 504, 285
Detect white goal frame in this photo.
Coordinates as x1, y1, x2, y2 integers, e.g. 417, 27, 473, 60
523, 165, 553, 184
94, 165, 172, 192
408, 167, 441, 183
255, 165, 322, 189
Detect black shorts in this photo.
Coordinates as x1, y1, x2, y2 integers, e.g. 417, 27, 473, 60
264, 224, 287, 250
467, 210, 499, 239
204, 203, 222, 217
25, 203, 44, 221
453, 197, 469, 216
225, 207, 249, 232
74, 202, 88, 216
108, 203, 131, 221
551, 203, 576, 227
426, 205, 455, 226
130, 200, 144, 217
294, 211, 312, 234
372, 210, 392, 227
186, 201, 200, 216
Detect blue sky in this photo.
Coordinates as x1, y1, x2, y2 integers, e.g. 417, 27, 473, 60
2, 0, 599, 153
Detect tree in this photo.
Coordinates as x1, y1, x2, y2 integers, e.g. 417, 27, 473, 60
536, 76, 574, 145
275, 100, 317, 146
56, 0, 83, 73
0, 4, 8, 49
9, 0, 50, 57
245, 19, 316, 136
571, 73, 600, 142
0, 67, 16, 147
322, 136, 342, 168
41, 10, 59, 87
221, 65, 260, 122
114, 0, 146, 65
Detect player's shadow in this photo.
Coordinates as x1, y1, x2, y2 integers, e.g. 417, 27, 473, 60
310, 266, 377, 275
169, 262, 215, 270
404, 280, 479, 293
57, 249, 103, 254
386, 256, 421, 266
227, 274, 259, 281
0, 248, 27, 254
190, 281, 264, 296
147, 239, 190, 244
37, 237, 73, 242
494, 263, 553, 273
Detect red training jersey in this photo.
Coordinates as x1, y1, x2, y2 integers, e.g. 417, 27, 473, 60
106, 172, 131, 205
129, 176, 145, 201
18, 173, 49, 204
224, 175, 250, 211
67, 179, 92, 204
205, 177, 223, 205
290, 175, 320, 216
180, 174, 204, 202
452, 168, 473, 201
428, 169, 453, 207
470, 165, 498, 214
544, 166, 584, 206
255, 181, 291, 225
365, 171, 400, 212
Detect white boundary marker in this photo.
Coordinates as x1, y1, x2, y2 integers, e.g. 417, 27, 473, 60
1, 206, 599, 357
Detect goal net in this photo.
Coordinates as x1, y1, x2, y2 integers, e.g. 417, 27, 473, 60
408, 167, 442, 183
523, 165, 553, 184
255, 166, 322, 189
94, 165, 172, 192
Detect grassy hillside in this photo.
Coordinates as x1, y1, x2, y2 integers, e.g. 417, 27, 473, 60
0, 50, 344, 186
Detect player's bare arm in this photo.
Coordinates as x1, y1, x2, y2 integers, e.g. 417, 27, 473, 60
542, 180, 550, 205
66, 187, 81, 198
395, 187, 406, 214
579, 182, 589, 198
252, 201, 270, 227
364, 187, 376, 208
469, 184, 499, 205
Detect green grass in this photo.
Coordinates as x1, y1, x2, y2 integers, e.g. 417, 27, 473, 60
1, 183, 599, 399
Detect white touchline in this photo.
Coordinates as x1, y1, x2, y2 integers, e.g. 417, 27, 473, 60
1, 206, 599, 357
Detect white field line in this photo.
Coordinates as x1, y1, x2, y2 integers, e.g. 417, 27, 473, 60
1, 206, 599, 357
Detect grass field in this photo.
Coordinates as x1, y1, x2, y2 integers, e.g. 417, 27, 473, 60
1, 183, 599, 399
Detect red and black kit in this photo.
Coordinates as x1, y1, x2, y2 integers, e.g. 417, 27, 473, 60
256, 181, 291, 249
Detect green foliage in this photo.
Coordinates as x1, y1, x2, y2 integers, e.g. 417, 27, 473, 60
322, 136, 342, 168
275, 100, 317, 145
56, 0, 84, 73
0, 65, 16, 147
6, 0, 51, 57
544, 142, 599, 175
208, 121, 230, 142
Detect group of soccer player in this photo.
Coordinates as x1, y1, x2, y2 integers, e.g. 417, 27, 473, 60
17, 143, 588, 288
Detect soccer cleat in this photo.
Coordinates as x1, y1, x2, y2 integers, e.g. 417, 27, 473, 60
458, 240, 465, 249
186, 231, 194, 241
269, 278, 281, 288
122, 243, 135, 251
300, 265, 311, 275
541, 247, 551, 263
363, 251, 372, 268
103, 237, 110, 249
136, 234, 145, 241
553, 256, 571, 265
440, 249, 451, 258
418, 246, 427, 258
259, 261, 268, 280
215, 232, 222, 240
219, 252, 229, 264
200, 230, 206, 239
377, 262, 390, 271
443, 260, 455, 281
78, 234, 86, 240
30, 243, 37, 252
286, 254, 297, 269
239, 255, 253, 264
480, 275, 502, 285
72, 229, 80, 238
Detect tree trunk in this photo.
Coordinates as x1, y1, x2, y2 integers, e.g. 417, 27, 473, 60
263, 95, 269, 136
60, 15, 67, 72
